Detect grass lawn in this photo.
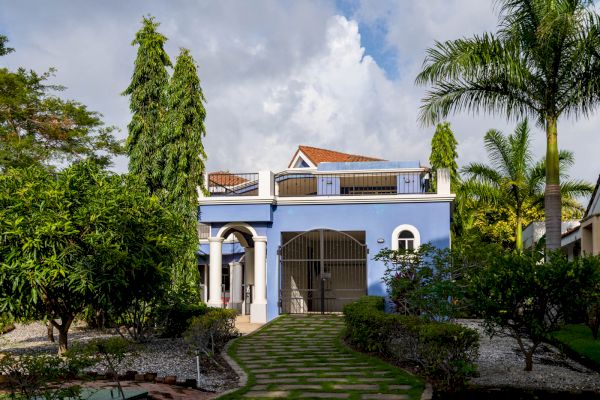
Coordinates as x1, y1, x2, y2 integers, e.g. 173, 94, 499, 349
550, 324, 600, 368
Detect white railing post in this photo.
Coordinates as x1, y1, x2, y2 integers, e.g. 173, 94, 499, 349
437, 168, 451, 195
258, 170, 274, 198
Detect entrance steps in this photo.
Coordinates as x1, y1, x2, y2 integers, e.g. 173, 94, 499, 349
235, 314, 263, 335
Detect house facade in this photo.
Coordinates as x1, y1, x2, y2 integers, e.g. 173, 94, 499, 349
198, 146, 454, 323
522, 173, 600, 259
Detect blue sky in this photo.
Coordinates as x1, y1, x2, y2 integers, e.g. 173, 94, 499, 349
1, 0, 599, 192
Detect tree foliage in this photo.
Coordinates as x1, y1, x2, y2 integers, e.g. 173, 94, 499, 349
471, 250, 600, 371
123, 16, 172, 193
161, 48, 208, 291
0, 161, 182, 353
429, 121, 459, 191
0, 67, 123, 171
417, 0, 600, 250
0, 34, 14, 56
462, 120, 592, 250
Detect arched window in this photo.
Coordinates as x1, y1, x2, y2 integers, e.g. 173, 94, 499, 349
391, 224, 421, 251
398, 230, 415, 250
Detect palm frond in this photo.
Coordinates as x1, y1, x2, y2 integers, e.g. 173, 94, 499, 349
462, 162, 503, 185
559, 179, 594, 199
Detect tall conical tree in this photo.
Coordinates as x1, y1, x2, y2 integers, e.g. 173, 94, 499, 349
429, 121, 459, 191
161, 48, 207, 291
123, 16, 172, 193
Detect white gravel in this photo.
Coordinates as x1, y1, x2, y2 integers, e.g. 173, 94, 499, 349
0, 322, 236, 392
459, 319, 600, 392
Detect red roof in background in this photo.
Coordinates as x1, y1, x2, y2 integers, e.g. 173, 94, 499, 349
295, 145, 384, 166
208, 171, 249, 187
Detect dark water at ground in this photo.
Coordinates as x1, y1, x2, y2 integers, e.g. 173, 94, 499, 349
435, 388, 600, 399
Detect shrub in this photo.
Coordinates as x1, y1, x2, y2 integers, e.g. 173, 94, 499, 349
344, 296, 479, 393
0, 313, 14, 334
155, 301, 207, 338
0, 351, 95, 400
184, 308, 238, 366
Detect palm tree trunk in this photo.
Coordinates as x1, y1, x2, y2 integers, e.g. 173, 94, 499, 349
545, 116, 561, 250
516, 210, 523, 251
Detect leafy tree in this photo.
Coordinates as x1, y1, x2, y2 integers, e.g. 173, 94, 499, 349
471, 251, 598, 371
0, 162, 182, 353
0, 34, 14, 56
429, 121, 459, 191
462, 120, 591, 250
161, 48, 208, 291
123, 16, 172, 193
416, 0, 600, 250
0, 67, 123, 171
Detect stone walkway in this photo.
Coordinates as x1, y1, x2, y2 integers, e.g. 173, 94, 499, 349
221, 314, 423, 400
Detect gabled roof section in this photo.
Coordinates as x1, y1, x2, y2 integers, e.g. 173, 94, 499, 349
585, 173, 600, 217
288, 145, 384, 168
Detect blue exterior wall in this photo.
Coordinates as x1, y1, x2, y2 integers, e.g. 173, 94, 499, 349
200, 204, 272, 223
199, 200, 451, 321
264, 202, 450, 320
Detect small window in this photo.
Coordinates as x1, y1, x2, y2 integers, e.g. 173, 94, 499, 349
197, 223, 211, 239
398, 230, 415, 250
391, 224, 420, 251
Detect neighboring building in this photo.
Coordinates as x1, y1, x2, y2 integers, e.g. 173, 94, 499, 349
522, 173, 600, 259
198, 145, 454, 323
581, 174, 600, 256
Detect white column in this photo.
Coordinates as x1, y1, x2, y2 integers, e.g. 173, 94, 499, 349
208, 237, 224, 308
229, 262, 243, 312
242, 248, 255, 315
436, 168, 451, 194
251, 236, 268, 323
258, 170, 274, 198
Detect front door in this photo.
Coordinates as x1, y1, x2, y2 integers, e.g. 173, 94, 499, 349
279, 229, 367, 313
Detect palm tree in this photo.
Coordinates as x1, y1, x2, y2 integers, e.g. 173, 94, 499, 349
416, 0, 600, 250
463, 120, 592, 250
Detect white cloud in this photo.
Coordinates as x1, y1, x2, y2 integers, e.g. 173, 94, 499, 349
1, 0, 598, 190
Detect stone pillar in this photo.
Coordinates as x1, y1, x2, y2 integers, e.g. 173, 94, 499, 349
229, 262, 243, 313
207, 237, 224, 308
251, 236, 267, 323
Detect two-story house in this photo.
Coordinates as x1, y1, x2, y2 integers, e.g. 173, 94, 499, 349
198, 146, 454, 323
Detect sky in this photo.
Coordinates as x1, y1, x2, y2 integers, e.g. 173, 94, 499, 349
1, 0, 599, 191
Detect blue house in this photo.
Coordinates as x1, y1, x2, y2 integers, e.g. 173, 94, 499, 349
198, 146, 454, 323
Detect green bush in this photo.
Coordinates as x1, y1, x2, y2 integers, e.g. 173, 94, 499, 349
344, 296, 479, 392
184, 308, 238, 365
156, 302, 208, 338
0, 313, 14, 334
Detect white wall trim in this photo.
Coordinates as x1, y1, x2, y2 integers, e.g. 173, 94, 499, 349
289, 151, 317, 169
200, 194, 454, 206
216, 222, 259, 239
391, 224, 421, 251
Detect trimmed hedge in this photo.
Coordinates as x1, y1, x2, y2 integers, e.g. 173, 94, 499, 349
344, 296, 479, 392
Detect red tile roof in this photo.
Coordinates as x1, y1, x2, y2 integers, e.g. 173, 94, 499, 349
208, 171, 249, 187
292, 145, 384, 167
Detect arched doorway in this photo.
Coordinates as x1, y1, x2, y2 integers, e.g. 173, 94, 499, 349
278, 229, 367, 314
208, 222, 267, 323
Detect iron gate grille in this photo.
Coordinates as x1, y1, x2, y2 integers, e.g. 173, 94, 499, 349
279, 229, 367, 314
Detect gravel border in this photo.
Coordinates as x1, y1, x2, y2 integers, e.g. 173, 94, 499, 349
459, 319, 600, 393
0, 322, 237, 392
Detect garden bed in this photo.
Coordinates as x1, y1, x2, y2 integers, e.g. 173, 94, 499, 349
0, 322, 238, 392
458, 320, 600, 394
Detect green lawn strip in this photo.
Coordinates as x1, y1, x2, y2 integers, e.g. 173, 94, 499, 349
220, 314, 423, 400
549, 324, 600, 370
333, 326, 424, 400
218, 316, 286, 399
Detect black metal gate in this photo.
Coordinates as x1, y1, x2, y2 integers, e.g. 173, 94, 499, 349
278, 229, 367, 314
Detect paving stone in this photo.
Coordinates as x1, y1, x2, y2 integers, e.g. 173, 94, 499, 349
388, 385, 413, 390
243, 391, 290, 398
255, 378, 298, 384
299, 393, 350, 398
278, 384, 324, 390
332, 384, 379, 391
